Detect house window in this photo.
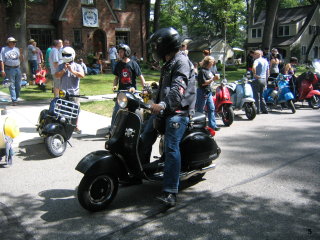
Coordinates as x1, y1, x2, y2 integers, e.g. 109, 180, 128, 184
301, 46, 306, 55
116, 31, 130, 45
278, 25, 290, 37
314, 46, 319, 58
114, 0, 126, 10
251, 28, 262, 38
73, 29, 83, 49
29, 29, 54, 52
81, 0, 94, 5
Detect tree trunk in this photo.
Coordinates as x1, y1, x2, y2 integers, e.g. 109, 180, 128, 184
153, 0, 162, 32
6, 0, 27, 72
145, 0, 151, 62
262, 0, 280, 50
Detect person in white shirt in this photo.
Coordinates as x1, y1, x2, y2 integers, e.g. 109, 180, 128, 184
108, 42, 118, 72
49, 39, 63, 97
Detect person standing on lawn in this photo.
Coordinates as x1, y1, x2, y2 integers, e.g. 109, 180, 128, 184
0, 37, 24, 105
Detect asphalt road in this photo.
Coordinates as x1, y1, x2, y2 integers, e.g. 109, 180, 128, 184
0, 104, 319, 240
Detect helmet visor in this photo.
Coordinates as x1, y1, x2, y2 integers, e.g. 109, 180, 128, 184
150, 42, 160, 62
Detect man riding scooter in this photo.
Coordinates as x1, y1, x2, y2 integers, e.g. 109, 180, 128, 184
140, 27, 196, 207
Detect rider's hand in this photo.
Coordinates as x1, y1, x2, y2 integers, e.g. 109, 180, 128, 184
129, 87, 136, 93
150, 103, 164, 114
112, 86, 117, 91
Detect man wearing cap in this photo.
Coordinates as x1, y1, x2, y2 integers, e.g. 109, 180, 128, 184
0, 37, 24, 105
27, 39, 38, 80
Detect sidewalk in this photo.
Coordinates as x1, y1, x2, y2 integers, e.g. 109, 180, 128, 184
0, 91, 113, 148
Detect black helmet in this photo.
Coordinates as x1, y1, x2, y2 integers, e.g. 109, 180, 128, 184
118, 43, 131, 57
148, 27, 181, 62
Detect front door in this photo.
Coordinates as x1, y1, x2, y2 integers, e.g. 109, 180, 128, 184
93, 29, 106, 59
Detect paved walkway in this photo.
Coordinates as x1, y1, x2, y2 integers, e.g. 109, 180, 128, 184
0, 91, 114, 148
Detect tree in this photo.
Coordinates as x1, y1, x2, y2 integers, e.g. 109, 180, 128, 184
261, 0, 280, 50
153, 0, 162, 32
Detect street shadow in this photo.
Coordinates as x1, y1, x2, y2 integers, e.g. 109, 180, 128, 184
16, 143, 56, 161
2, 187, 319, 240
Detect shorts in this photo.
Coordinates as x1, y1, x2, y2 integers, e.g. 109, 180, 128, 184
53, 76, 61, 88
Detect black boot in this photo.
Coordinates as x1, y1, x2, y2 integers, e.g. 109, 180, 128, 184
157, 192, 177, 207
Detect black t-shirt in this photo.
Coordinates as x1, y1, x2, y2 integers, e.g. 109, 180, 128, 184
113, 60, 142, 90
197, 68, 213, 92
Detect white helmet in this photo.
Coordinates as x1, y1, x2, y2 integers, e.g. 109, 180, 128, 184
61, 47, 75, 63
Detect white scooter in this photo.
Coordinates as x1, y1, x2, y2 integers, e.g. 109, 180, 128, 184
227, 76, 257, 120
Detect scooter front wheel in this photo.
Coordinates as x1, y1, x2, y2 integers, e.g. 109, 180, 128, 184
244, 103, 257, 120
287, 100, 296, 113
307, 95, 319, 109
77, 173, 118, 212
221, 105, 234, 126
45, 134, 67, 157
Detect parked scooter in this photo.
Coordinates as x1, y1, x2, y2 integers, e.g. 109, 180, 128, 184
227, 77, 257, 120
294, 59, 320, 108
75, 90, 221, 212
263, 74, 296, 113
212, 79, 234, 126
36, 90, 88, 157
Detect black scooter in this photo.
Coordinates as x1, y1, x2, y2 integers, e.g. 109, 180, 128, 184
75, 91, 221, 212
36, 91, 87, 157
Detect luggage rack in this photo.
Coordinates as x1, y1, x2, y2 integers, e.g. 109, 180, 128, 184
53, 99, 79, 119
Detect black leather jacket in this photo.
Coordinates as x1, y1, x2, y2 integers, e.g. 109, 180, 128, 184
156, 52, 196, 116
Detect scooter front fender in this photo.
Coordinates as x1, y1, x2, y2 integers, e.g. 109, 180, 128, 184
43, 123, 66, 137
306, 90, 320, 98
284, 92, 294, 101
240, 97, 255, 107
75, 150, 127, 178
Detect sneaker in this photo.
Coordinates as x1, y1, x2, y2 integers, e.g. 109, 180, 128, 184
11, 101, 17, 106
157, 192, 177, 207
214, 126, 220, 131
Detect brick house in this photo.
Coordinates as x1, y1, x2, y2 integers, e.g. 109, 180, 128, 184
246, 4, 320, 63
0, 0, 146, 66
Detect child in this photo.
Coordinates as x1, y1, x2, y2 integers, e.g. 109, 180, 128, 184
35, 63, 47, 91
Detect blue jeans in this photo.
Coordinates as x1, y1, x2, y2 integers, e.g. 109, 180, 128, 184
252, 79, 267, 113
5, 67, 21, 102
111, 59, 116, 73
195, 88, 217, 129
28, 60, 38, 76
141, 114, 189, 193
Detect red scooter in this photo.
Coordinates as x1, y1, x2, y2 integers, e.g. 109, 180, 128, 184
212, 79, 234, 126
295, 59, 320, 108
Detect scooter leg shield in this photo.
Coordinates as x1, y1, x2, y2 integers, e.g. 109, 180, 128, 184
75, 150, 127, 179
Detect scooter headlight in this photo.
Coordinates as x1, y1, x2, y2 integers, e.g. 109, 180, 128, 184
270, 90, 278, 99
117, 92, 128, 108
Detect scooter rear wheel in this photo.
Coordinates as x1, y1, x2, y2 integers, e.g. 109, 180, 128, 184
222, 105, 234, 126
77, 173, 118, 212
45, 134, 67, 157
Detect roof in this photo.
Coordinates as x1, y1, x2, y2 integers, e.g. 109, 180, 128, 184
187, 39, 225, 52
252, 5, 316, 28
250, 4, 318, 47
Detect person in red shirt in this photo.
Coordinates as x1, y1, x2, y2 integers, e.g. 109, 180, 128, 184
35, 63, 47, 91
